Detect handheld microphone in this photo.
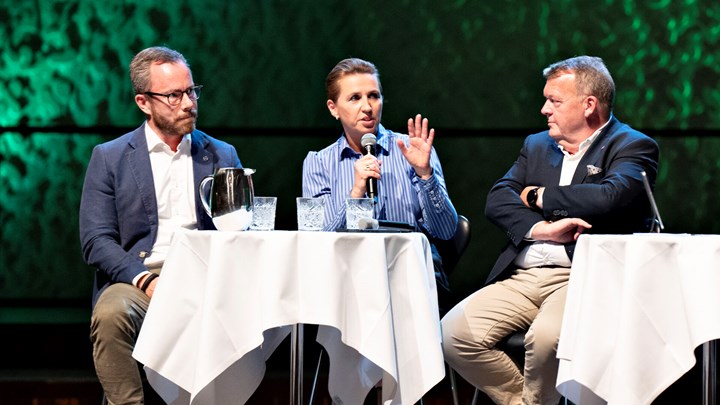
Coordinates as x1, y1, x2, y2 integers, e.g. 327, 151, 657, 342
357, 218, 415, 232
360, 134, 378, 203
357, 218, 380, 230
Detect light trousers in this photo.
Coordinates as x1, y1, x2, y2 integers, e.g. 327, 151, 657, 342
90, 283, 150, 405
441, 267, 570, 405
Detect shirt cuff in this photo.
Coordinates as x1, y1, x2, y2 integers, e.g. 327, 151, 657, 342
133, 270, 151, 288
524, 221, 544, 240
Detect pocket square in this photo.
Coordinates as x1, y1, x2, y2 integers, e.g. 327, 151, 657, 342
587, 165, 603, 175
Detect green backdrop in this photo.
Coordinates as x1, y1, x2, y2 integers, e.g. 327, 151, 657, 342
1, 0, 719, 305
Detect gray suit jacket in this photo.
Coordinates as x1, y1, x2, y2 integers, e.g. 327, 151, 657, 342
79, 124, 241, 305
484, 116, 660, 284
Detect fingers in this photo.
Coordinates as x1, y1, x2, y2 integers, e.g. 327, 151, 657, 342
573, 218, 593, 229
407, 114, 433, 140
355, 156, 381, 178
415, 114, 423, 137
420, 115, 428, 136
407, 117, 415, 137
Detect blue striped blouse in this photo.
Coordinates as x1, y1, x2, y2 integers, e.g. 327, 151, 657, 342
302, 125, 458, 240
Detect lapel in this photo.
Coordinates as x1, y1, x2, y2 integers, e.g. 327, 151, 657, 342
125, 126, 217, 228
191, 130, 218, 229
542, 137, 565, 185
190, 130, 216, 191
571, 117, 618, 184
126, 125, 158, 222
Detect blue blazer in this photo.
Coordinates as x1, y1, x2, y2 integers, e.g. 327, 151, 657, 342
484, 116, 659, 284
79, 124, 241, 306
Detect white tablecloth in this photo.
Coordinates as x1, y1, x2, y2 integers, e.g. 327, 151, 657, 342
133, 229, 444, 405
556, 233, 720, 404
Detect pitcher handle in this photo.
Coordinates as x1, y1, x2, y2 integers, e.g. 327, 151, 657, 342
198, 175, 214, 217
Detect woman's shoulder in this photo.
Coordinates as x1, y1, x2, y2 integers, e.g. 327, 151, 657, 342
305, 135, 347, 162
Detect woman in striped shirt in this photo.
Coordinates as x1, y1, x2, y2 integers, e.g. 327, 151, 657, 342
302, 57, 458, 300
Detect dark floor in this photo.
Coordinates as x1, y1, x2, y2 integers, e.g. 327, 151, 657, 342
0, 322, 712, 405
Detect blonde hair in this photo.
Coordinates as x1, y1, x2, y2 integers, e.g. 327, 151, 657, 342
325, 58, 381, 102
543, 56, 615, 115
129, 46, 189, 94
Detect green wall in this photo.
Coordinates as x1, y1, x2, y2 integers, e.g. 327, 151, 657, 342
1, 0, 719, 304
2, 0, 719, 128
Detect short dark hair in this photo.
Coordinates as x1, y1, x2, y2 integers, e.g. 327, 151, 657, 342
325, 58, 381, 102
129, 46, 189, 94
543, 56, 615, 115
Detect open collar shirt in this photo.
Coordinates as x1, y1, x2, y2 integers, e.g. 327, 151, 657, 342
514, 118, 611, 269
143, 124, 196, 269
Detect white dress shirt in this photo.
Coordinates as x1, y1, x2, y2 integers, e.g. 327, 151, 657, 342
133, 124, 197, 285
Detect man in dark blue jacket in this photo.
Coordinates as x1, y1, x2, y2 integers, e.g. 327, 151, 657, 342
442, 56, 659, 405
79, 46, 241, 404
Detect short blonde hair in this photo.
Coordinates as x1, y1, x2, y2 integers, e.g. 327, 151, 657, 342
129, 46, 189, 94
543, 56, 615, 116
325, 58, 381, 102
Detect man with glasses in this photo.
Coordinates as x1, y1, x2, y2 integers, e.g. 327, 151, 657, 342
80, 46, 242, 404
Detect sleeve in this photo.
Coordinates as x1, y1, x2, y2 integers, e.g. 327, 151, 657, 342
79, 145, 148, 285
301, 151, 347, 231
413, 147, 458, 240
227, 143, 242, 168
485, 137, 547, 247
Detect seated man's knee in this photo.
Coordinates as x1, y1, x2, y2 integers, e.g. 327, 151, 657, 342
441, 306, 494, 368
91, 284, 147, 342
524, 320, 560, 362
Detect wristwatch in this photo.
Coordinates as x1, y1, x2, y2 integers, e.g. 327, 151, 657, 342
527, 187, 540, 210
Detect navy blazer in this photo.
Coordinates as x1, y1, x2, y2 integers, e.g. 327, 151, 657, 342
484, 116, 659, 284
79, 124, 242, 306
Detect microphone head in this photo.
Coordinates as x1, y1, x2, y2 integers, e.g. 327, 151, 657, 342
360, 133, 377, 148
357, 217, 380, 230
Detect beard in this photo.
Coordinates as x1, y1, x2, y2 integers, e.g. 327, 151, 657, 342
153, 110, 198, 137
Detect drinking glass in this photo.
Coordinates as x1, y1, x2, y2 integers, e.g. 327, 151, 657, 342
296, 197, 325, 231
345, 198, 374, 230
250, 196, 277, 230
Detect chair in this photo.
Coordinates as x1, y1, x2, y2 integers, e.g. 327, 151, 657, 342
433, 214, 472, 276
443, 215, 525, 405
434, 215, 472, 405
497, 330, 527, 367
308, 215, 472, 405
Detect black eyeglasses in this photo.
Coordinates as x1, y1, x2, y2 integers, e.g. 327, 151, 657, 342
144, 85, 203, 106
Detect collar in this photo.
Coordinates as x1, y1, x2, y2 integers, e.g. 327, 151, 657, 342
557, 117, 611, 156
144, 122, 192, 153
339, 124, 389, 160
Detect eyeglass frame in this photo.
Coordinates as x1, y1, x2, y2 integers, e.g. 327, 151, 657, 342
143, 85, 203, 106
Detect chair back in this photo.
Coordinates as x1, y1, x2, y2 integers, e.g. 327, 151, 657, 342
434, 215, 471, 275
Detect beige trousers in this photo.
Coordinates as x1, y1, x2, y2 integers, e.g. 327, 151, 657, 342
441, 267, 570, 405
90, 283, 150, 405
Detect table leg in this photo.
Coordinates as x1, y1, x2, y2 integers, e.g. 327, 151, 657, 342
290, 324, 304, 405
703, 340, 717, 405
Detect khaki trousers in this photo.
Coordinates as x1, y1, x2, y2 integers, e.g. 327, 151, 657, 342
441, 267, 569, 405
90, 283, 151, 405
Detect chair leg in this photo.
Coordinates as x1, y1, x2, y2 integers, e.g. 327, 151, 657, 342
309, 348, 324, 405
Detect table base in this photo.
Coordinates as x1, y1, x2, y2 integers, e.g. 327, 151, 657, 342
703, 340, 717, 405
